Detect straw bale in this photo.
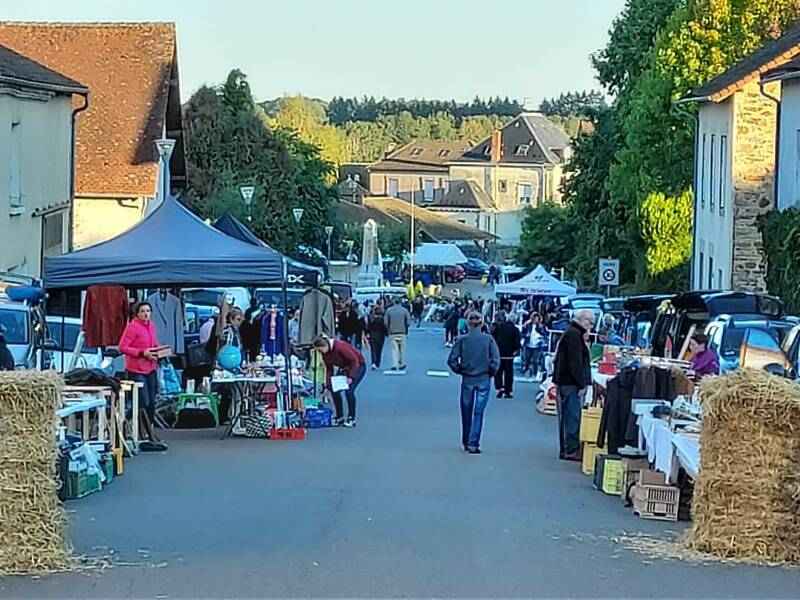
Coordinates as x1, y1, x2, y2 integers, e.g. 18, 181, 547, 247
687, 369, 800, 563
0, 371, 71, 574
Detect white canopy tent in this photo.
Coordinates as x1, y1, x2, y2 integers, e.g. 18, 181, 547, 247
494, 264, 576, 297
412, 243, 468, 266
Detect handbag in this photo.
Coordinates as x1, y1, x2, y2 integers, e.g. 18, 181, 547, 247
242, 414, 271, 438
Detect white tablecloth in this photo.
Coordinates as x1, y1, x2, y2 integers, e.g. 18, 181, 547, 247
638, 415, 701, 482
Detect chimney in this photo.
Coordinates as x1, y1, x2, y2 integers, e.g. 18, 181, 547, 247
490, 130, 502, 163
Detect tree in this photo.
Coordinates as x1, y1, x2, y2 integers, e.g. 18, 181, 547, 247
539, 90, 607, 118
182, 70, 336, 258
516, 203, 573, 271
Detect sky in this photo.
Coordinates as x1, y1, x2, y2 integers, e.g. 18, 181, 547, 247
4, 0, 626, 104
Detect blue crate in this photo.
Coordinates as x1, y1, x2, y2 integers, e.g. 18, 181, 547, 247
303, 407, 333, 428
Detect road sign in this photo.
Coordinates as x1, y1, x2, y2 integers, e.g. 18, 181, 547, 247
292, 208, 304, 224
598, 258, 620, 287
239, 186, 255, 205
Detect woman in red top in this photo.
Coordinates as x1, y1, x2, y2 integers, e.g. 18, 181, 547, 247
119, 301, 159, 423
313, 334, 366, 428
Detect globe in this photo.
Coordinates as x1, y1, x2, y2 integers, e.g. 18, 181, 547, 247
217, 345, 242, 372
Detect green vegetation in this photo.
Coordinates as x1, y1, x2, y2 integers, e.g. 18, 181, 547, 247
760, 206, 800, 312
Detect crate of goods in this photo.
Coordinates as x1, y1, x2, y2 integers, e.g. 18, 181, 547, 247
633, 470, 679, 521
303, 407, 333, 428
621, 457, 650, 499
100, 453, 115, 484
579, 406, 602, 443
582, 443, 606, 475
67, 467, 102, 500
271, 427, 307, 440
601, 457, 624, 495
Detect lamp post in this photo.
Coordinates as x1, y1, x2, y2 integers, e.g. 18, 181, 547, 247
410, 182, 416, 285
240, 185, 255, 222
154, 138, 176, 205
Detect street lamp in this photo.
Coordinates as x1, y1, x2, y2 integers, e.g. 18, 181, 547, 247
154, 138, 176, 204
240, 185, 255, 222
324, 225, 334, 263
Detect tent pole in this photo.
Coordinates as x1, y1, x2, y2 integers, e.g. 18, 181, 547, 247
281, 257, 293, 413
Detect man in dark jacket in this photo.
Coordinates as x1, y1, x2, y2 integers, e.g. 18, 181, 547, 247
448, 312, 500, 454
552, 309, 595, 460
491, 310, 521, 398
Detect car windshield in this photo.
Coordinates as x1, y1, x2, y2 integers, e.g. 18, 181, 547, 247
183, 289, 224, 307
47, 321, 98, 352
720, 323, 793, 359
0, 309, 29, 344
254, 290, 304, 311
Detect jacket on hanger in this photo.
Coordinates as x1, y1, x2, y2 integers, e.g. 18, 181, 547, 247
83, 285, 129, 348
147, 291, 185, 354
261, 309, 285, 356
298, 288, 335, 345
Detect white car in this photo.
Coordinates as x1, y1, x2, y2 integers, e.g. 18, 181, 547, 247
45, 316, 111, 373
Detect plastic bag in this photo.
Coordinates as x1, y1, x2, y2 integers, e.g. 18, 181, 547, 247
158, 358, 181, 395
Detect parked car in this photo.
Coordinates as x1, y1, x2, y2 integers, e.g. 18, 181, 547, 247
0, 274, 53, 370
463, 257, 489, 279
45, 316, 112, 373
705, 315, 795, 372
621, 294, 672, 348
652, 291, 785, 359
355, 286, 408, 306
444, 264, 466, 283
183, 287, 251, 311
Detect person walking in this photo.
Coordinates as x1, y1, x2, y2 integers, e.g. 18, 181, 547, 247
367, 306, 388, 370
522, 313, 547, 378
313, 334, 366, 427
338, 301, 362, 349
491, 310, 521, 398
448, 312, 500, 454
443, 301, 460, 347
552, 308, 595, 461
384, 298, 411, 372
412, 295, 425, 327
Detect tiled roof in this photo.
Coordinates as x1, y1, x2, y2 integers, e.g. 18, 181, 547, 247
762, 53, 800, 82
0, 22, 184, 197
0, 44, 86, 94
455, 113, 570, 165
685, 23, 800, 103
430, 179, 495, 211
370, 140, 474, 173
335, 197, 494, 242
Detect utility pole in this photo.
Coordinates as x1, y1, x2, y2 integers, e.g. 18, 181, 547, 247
410, 181, 416, 285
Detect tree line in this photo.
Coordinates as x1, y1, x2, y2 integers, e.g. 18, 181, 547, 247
516, 0, 800, 293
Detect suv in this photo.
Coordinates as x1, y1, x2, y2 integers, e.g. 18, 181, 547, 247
0, 274, 53, 370
705, 315, 795, 373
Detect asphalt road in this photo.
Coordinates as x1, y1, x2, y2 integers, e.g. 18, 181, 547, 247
2, 325, 799, 598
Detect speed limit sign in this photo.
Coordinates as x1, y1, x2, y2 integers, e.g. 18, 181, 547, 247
598, 258, 620, 287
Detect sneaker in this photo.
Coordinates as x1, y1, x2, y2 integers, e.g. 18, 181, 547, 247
332, 418, 345, 427
505, 392, 514, 399
343, 418, 356, 428
466, 447, 482, 455
496, 391, 504, 399
371, 364, 378, 371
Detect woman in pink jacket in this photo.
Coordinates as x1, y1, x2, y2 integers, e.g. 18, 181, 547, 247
119, 301, 159, 422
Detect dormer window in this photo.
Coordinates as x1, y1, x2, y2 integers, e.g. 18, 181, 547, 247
515, 144, 530, 156
483, 146, 491, 156
410, 147, 424, 156
439, 149, 451, 157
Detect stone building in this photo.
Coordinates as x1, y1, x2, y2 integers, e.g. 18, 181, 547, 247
681, 25, 800, 292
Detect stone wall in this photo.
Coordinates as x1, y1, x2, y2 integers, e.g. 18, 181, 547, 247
731, 80, 779, 292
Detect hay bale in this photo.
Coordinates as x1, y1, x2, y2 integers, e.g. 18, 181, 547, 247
686, 369, 800, 563
0, 371, 71, 574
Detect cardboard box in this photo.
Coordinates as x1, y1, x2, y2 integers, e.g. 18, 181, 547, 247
579, 406, 602, 443
638, 469, 667, 486
621, 457, 650, 499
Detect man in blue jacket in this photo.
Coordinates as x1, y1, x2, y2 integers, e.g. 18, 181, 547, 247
448, 312, 500, 454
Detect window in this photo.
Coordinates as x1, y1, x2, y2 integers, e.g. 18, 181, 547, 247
443, 179, 450, 194
718, 268, 724, 289
708, 255, 714, 289
423, 178, 434, 202
699, 249, 705, 290
499, 180, 508, 193
410, 147, 424, 157
388, 178, 399, 197
438, 149, 451, 158
514, 144, 530, 156
699, 133, 706, 209
9, 120, 22, 210
484, 215, 491, 230
483, 145, 492, 156
518, 182, 533, 204
42, 212, 64, 258
719, 135, 727, 216
709, 134, 716, 212
353, 173, 361, 182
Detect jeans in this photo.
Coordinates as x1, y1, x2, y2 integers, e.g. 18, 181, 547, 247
390, 334, 407, 369
333, 362, 366, 421
523, 347, 544, 375
370, 335, 385, 368
460, 377, 491, 449
128, 370, 158, 421
495, 358, 514, 394
556, 385, 582, 456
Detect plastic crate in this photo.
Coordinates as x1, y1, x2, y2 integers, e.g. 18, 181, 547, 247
270, 427, 307, 440
620, 458, 650, 499
303, 407, 333, 428
579, 407, 602, 443
67, 469, 102, 500
601, 457, 624, 495
633, 484, 680, 521
582, 443, 606, 475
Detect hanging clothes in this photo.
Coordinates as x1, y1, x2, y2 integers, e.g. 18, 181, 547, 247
240, 304, 264, 362
298, 288, 335, 346
147, 291, 185, 354
261, 309, 285, 357
83, 285, 129, 348
597, 367, 637, 454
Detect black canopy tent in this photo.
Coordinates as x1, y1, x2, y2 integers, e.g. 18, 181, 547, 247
212, 213, 323, 287
44, 196, 287, 289
42, 196, 299, 400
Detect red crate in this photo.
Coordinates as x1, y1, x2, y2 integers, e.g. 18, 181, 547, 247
270, 427, 307, 440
